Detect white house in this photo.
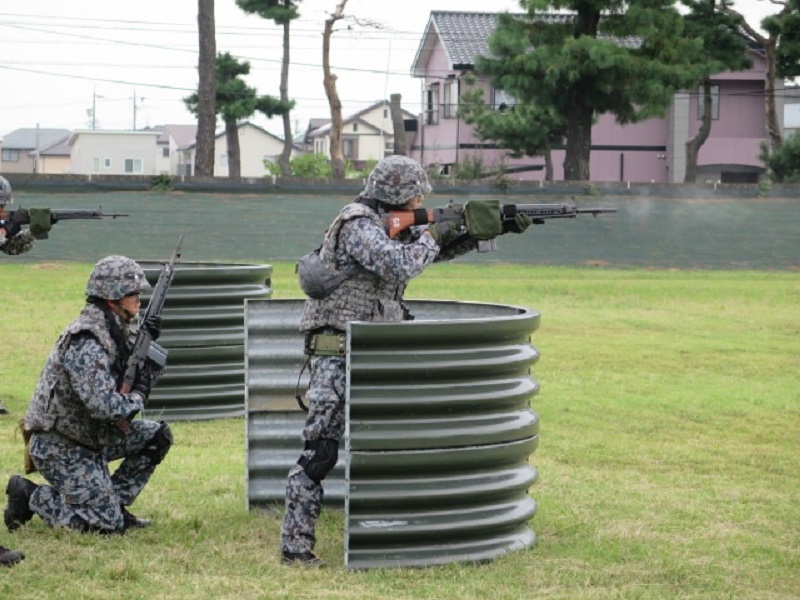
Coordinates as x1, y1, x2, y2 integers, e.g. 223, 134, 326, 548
307, 100, 417, 165
66, 130, 162, 175
184, 121, 300, 178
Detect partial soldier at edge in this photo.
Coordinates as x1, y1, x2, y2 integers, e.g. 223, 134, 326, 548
0, 175, 35, 257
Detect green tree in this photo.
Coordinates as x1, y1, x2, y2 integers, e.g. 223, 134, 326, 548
723, 0, 796, 156
761, 132, 800, 182
290, 153, 332, 178
477, 1, 706, 181
459, 83, 564, 181
236, 0, 301, 178
680, 0, 750, 183
185, 53, 292, 180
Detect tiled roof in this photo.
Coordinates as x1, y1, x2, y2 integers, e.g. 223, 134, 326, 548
413, 11, 639, 74
1, 128, 71, 150
34, 136, 71, 156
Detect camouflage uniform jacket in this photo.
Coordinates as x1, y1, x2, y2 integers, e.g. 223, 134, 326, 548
0, 229, 35, 255
300, 201, 477, 332
24, 303, 144, 450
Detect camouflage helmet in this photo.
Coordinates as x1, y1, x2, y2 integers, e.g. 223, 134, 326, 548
0, 176, 13, 205
364, 155, 432, 206
85, 255, 151, 300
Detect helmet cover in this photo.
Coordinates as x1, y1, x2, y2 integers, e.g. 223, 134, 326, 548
85, 255, 151, 300
364, 155, 432, 206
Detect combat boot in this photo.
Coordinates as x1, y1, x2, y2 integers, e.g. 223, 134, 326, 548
4, 475, 37, 532
121, 505, 152, 530
0, 545, 25, 567
281, 550, 326, 568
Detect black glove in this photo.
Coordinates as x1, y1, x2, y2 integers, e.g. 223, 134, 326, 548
141, 315, 162, 341
0, 218, 20, 238
425, 222, 460, 247
132, 369, 152, 402
502, 213, 534, 234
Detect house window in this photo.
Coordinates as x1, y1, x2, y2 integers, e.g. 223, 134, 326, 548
343, 137, 357, 159
104, 158, 112, 169
353, 123, 358, 132
1, 149, 19, 162
383, 109, 389, 118
443, 80, 457, 118
162, 147, 170, 158
426, 85, 440, 125
698, 85, 720, 120
124, 158, 143, 174
492, 88, 517, 111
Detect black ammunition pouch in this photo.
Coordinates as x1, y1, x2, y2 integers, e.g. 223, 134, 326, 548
298, 438, 339, 484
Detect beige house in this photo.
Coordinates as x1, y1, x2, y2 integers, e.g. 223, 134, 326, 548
0, 128, 71, 174
66, 130, 162, 175
184, 121, 299, 178
306, 101, 417, 166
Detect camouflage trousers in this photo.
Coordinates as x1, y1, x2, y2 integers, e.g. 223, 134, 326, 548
28, 420, 164, 533
280, 355, 346, 554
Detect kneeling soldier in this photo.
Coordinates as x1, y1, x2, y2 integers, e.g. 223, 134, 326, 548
4, 256, 172, 534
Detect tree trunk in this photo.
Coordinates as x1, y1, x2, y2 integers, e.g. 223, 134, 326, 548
544, 142, 554, 182
195, 0, 217, 177
563, 92, 592, 181
278, 18, 293, 177
225, 118, 241, 180
684, 78, 714, 183
390, 94, 406, 156
323, 1, 347, 180
763, 41, 783, 155
723, 5, 788, 172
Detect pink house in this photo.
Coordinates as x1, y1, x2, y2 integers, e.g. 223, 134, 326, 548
410, 11, 775, 183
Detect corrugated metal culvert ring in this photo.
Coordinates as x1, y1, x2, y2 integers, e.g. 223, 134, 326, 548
245, 299, 541, 570
138, 261, 273, 421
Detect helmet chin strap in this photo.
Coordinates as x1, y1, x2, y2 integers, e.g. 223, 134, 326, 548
109, 300, 137, 323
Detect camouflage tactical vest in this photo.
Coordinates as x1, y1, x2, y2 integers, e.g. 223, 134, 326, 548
299, 203, 410, 332
25, 304, 123, 449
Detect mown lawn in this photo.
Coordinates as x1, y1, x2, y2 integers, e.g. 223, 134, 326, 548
1, 262, 798, 599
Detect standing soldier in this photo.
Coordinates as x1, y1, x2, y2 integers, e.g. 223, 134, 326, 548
280, 155, 531, 566
0, 175, 35, 416
4, 255, 173, 534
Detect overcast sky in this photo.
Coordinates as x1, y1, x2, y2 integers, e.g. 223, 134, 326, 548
0, 0, 774, 139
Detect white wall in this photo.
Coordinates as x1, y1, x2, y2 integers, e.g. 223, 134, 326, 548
70, 131, 161, 175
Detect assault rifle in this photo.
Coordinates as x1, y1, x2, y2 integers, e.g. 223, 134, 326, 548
383, 201, 617, 252
118, 235, 184, 428
3, 207, 128, 239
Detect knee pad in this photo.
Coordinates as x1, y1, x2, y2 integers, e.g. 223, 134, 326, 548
298, 438, 339, 484
140, 422, 173, 467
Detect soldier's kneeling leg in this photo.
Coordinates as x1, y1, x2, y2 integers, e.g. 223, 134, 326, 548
298, 439, 338, 484
139, 422, 173, 467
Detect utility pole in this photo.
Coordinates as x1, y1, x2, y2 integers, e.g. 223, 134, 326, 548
89, 88, 104, 129
132, 89, 146, 130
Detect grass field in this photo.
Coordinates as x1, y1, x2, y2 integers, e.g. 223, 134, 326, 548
1, 261, 798, 599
